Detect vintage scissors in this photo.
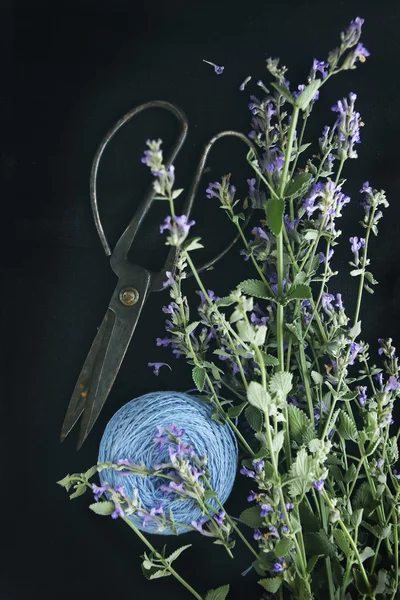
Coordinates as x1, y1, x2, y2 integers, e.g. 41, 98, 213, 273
60, 99, 261, 449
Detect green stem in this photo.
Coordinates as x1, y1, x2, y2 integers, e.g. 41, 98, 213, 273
122, 518, 203, 600
319, 497, 335, 600
353, 207, 376, 327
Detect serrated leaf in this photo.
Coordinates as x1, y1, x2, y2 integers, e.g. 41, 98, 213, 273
186, 321, 202, 335
343, 463, 357, 484
192, 366, 206, 392
359, 546, 374, 563
295, 79, 321, 110
304, 229, 318, 241
288, 406, 313, 444
149, 569, 172, 580
254, 325, 267, 346
69, 483, 87, 500
205, 584, 230, 600
269, 371, 293, 400
304, 530, 336, 558
275, 536, 293, 557
262, 353, 279, 366
285, 172, 313, 198
57, 475, 72, 491
166, 544, 192, 564
288, 448, 313, 497
387, 437, 399, 464
245, 405, 263, 432
204, 490, 218, 500
237, 320, 256, 343
238, 279, 273, 299
353, 482, 374, 510
353, 568, 373, 595
89, 501, 114, 516
247, 381, 272, 411
258, 576, 283, 593
338, 410, 358, 441
306, 555, 321, 575
333, 530, 351, 557
266, 197, 285, 236
239, 506, 264, 528
298, 502, 320, 533
349, 321, 362, 339
171, 188, 184, 199
285, 283, 312, 303
227, 402, 247, 418
350, 509, 363, 529
215, 295, 235, 307
364, 271, 378, 285
375, 569, 389, 594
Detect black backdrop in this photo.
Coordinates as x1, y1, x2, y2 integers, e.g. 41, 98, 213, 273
6, 1, 400, 599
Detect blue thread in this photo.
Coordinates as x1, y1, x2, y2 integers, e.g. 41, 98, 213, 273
98, 391, 238, 535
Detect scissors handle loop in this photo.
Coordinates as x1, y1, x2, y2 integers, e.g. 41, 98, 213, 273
90, 100, 189, 258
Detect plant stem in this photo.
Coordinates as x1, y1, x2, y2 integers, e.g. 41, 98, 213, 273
122, 517, 203, 600
353, 206, 376, 327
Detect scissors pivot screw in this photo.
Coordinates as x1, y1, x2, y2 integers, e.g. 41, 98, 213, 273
119, 287, 139, 306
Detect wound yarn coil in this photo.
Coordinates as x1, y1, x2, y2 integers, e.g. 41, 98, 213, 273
98, 391, 238, 534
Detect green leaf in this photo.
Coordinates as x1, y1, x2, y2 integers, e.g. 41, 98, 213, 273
171, 188, 184, 200
272, 430, 285, 454
306, 555, 321, 574
333, 530, 351, 557
270, 81, 294, 103
304, 530, 336, 558
359, 546, 374, 563
261, 353, 279, 366
349, 320, 362, 339
192, 366, 206, 392
204, 490, 218, 500
84, 466, 98, 480
69, 484, 87, 500
238, 279, 273, 300
227, 402, 247, 418
353, 482, 374, 510
89, 501, 115, 516
350, 268, 364, 277
205, 584, 230, 600
269, 371, 293, 400
295, 79, 322, 110
350, 509, 363, 529
303, 229, 318, 241
288, 448, 313, 498
149, 569, 172, 580
266, 197, 285, 236
245, 405, 263, 432
215, 295, 235, 307
387, 437, 399, 464
247, 381, 272, 411
311, 370, 323, 385
57, 474, 72, 491
275, 537, 293, 557
239, 506, 263, 528
364, 271, 378, 285
166, 544, 192, 564
184, 237, 204, 252
285, 283, 312, 303
258, 576, 283, 593
298, 502, 320, 533
284, 172, 313, 199
288, 406, 313, 444
338, 410, 358, 441
375, 569, 389, 594
186, 321, 202, 335
353, 568, 373, 595
254, 325, 267, 347
343, 463, 357, 484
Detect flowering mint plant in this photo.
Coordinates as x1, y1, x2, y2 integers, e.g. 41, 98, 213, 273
59, 17, 399, 600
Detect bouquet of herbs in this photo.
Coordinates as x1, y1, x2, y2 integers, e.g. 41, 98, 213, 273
59, 17, 400, 600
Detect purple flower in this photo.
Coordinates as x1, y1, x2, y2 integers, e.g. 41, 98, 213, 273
213, 510, 226, 526
148, 362, 170, 376
168, 424, 185, 438
260, 504, 273, 517
271, 558, 285, 573
319, 249, 334, 263
111, 505, 125, 520
247, 490, 259, 502
361, 181, 372, 195
253, 529, 263, 540
377, 458, 384, 469
385, 376, 400, 393
156, 337, 171, 347
196, 289, 217, 306
349, 236, 365, 253
203, 59, 224, 75
113, 484, 127, 498
285, 503, 294, 511
313, 480, 325, 493
240, 466, 255, 478
321, 292, 335, 314
375, 373, 384, 388
92, 483, 108, 502
268, 525, 279, 538
354, 43, 370, 62
358, 386, 368, 407
251, 226, 269, 241
281, 525, 290, 534
335, 293, 344, 310
160, 481, 186, 496
310, 58, 329, 80
153, 425, 169, 448
116, 458, 133, 466
253, 459, 265, 473
192, 516, 209, 534
349, 341, 363, 365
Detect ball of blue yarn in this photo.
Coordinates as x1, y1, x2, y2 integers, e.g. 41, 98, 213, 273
98, 391, 238, 535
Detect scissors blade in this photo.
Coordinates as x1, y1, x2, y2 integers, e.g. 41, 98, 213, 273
75, 271, 152, 449
60, 308, 114, 442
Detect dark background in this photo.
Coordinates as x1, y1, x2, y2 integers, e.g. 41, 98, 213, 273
5, 0, 400, 598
